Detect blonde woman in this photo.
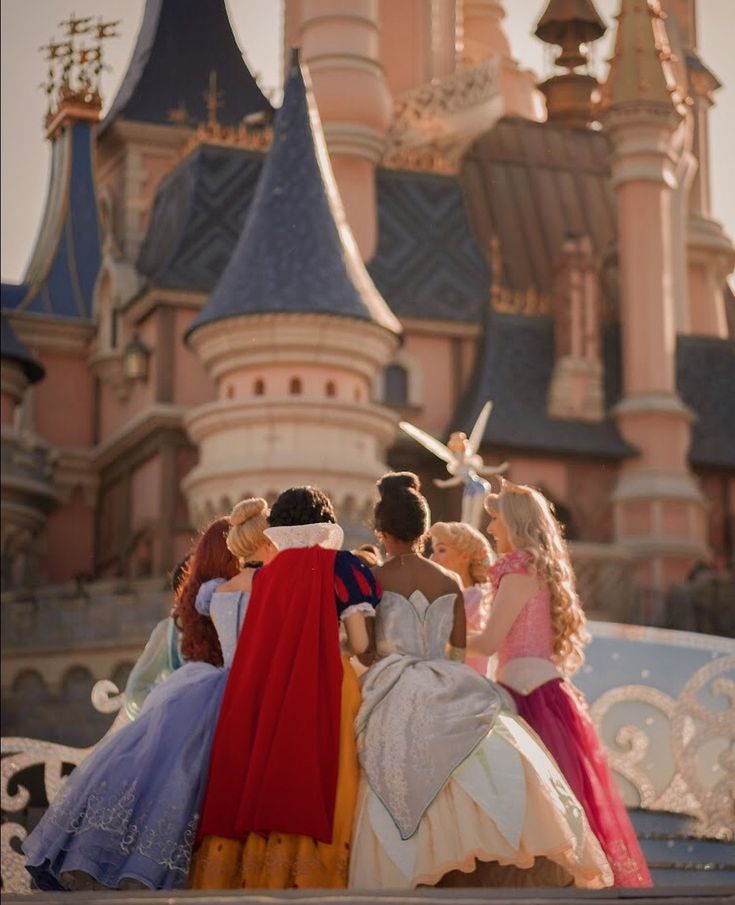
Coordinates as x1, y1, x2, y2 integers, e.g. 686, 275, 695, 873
349, 473, 613, 891
468, 481, 651, 888
429, 521, 494, 676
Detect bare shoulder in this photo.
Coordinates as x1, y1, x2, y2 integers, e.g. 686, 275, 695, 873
427, 559, 464, 593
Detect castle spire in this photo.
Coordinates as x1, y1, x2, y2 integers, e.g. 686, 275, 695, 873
189, 48, 400, 336
101, 0, 271, 132
599, 0, 685, 114
184, 50, 400, 541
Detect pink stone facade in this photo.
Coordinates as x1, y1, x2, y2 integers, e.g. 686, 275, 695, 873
1, 0, 733, 615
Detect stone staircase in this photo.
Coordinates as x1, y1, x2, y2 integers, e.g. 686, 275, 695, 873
630, 809, 735, 887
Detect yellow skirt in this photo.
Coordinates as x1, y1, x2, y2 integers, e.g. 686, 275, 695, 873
189, 655, 361, 890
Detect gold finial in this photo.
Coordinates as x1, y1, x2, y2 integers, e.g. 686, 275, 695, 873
203, 70, 224, 128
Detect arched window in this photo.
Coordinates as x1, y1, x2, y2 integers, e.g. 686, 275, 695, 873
290, 377, 302, 395
226, 384, 235, 399
325, 380, 336, 398
383, 363, 409, 406
253, 378, 265, 396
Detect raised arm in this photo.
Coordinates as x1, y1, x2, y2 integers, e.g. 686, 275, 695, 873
434, 475, 463, 489
467, 573, 538, 657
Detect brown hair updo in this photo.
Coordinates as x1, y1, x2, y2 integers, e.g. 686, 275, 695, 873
374, 472, 430, 544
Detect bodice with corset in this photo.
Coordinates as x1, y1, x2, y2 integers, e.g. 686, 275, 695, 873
373, 589, 455, 660
357, 589, 505, 839
195, 578, 252, 669
210, 592, 251, 668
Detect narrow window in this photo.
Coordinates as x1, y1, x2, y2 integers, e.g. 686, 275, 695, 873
383, 363, 408, 405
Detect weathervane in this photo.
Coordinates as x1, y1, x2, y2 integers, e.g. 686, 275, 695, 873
39, 13, 120, 124
399, 401, 508, 529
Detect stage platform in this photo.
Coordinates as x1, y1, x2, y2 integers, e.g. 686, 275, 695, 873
4, 884, 733, 904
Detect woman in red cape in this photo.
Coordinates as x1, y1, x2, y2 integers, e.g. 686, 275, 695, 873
189, 487, 380, 889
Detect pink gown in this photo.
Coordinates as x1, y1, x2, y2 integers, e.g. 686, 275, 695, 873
463, 585, 491, 677
490, 549, 652, 888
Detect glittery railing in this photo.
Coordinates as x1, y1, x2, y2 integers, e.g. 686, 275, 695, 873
1, 680, 127, 894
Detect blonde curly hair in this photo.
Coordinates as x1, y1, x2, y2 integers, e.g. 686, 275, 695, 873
227, 498, 270, 564
428, 521, 495, 586
484, 481, 589, 675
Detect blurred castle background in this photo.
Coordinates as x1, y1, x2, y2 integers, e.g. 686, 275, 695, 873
1, 0, 734, 746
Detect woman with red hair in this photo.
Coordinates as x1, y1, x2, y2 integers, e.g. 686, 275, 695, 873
24, 505, 274, 892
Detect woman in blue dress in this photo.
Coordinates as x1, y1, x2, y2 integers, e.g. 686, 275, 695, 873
23, 499, 275, 891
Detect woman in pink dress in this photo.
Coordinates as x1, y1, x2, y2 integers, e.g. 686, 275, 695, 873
428, 521, 494, 677
468, 480, 651, 888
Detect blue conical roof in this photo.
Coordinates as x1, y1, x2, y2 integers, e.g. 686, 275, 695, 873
1, 312, 45, 383
188, 49, 401, 337
2, 121, 101, 320
101, 0, 272, 133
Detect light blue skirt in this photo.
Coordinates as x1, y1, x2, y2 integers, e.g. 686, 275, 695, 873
23, 661, 227, 890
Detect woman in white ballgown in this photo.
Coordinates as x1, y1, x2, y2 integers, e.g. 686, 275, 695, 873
349, 472, 613, 890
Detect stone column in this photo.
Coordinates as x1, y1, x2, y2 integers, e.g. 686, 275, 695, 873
605, 103, 707, 591
686, 64, 734, 337
298, 0, 392, 260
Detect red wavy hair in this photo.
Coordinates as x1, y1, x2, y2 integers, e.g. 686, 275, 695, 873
173, 517, 239, 665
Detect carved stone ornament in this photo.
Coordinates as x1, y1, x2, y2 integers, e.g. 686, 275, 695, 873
382, 57, 502, 173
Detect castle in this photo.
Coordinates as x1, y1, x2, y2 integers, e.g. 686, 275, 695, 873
1, 0, 734, 743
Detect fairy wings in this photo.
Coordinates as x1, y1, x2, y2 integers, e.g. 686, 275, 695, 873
398, 401, 508, 479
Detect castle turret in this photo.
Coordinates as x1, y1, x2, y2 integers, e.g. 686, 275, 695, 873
1, 64, 104, 584
0, 313, 56, 590
184, 50, 401, 542
600, 0, 707, 591
97, 0, 273, 264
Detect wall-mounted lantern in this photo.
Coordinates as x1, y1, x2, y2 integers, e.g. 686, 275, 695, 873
123, 334, 151, 382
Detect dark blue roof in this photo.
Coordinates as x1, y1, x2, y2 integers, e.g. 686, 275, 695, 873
677, 335, 735, 469
3, 122, 100, 320
454, 311, 634, 459
138, 145, 263, 291
1, 283, 28, 309
367, 168, 490, 322
101, 0, 272, 133
188, 51, 400, 337
0, 312, 45, 383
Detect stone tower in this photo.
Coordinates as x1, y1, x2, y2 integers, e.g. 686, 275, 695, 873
0, 313, 53, 590
184, 50, 401, 543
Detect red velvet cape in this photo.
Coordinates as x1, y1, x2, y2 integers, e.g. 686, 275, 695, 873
196, 546, 343, 844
